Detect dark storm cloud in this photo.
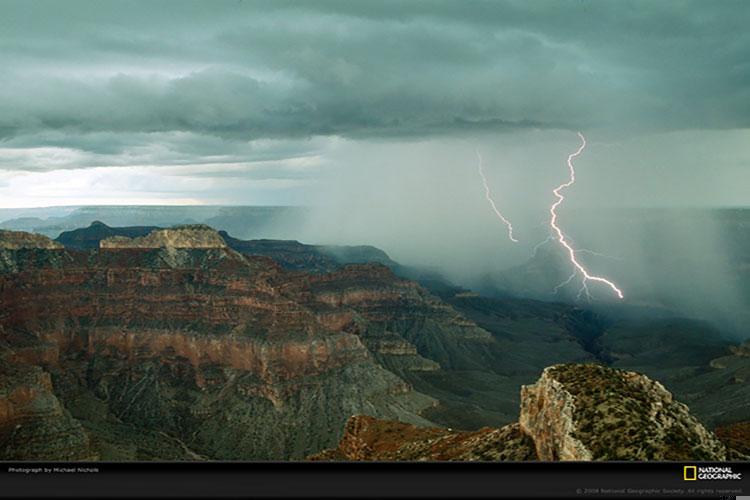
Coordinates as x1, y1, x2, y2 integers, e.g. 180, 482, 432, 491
0, 0, 748, 157
0, 129, 328, 174
0, 1, 747, 331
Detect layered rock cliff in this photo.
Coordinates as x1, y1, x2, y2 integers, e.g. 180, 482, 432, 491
1, 227, 460, 460
2, 225, 745, 461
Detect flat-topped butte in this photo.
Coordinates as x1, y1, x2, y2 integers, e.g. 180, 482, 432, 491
100, 224, 228, 249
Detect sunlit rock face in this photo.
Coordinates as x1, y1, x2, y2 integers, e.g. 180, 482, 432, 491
99, 225, 228, 249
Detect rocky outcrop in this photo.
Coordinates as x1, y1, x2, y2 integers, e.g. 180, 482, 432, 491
315, 363, 732, 462
518, 367, 592, 461
309, 415, 535, 461
100, 225, 227, 249
0, 230, 63, 249
519, 364, 727, 460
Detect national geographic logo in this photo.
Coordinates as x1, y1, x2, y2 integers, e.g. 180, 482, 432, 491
683, 465, 742, 481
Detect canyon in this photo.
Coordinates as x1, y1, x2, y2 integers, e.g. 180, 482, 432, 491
0, 224, 748, 460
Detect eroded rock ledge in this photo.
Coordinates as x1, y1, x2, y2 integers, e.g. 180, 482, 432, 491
520, 364, 726, 460
314, 363, 732, 461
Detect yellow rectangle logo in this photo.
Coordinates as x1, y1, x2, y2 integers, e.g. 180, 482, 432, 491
684, 466, 697, 481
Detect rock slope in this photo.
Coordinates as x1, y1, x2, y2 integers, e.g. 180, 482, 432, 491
315, 364, 731, 461
309, 415, 535, 461
0, 361, 95, 460
715, 421, 750, 459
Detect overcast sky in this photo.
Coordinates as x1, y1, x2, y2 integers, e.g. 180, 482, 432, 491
0, 0, 748, 207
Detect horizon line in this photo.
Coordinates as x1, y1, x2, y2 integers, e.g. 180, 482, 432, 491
0, 203, 748, 211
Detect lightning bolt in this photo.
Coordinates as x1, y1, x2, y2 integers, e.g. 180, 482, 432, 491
476, 150, 518, 243
575, 248, 622, 261
534, 236, 619, 261
532, 235, 554, 258
549, 132, 624, 300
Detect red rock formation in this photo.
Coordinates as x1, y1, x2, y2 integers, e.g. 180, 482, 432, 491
0, 249, 402, 394
1, 231, 466, 459
309, 415, 536, 461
